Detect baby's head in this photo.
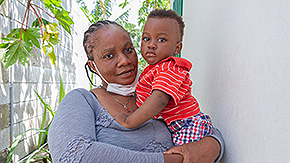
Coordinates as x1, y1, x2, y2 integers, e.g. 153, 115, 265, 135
148, 9, 185, 42
141, 9, 185, 65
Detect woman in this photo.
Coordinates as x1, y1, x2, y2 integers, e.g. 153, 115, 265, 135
48, 20, 224, 163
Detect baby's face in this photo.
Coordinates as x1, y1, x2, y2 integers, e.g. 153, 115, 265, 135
141, 18, 182, 65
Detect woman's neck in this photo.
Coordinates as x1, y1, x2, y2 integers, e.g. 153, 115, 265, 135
91, 87, 138, 116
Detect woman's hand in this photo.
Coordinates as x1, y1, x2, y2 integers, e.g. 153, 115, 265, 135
164, 137, 220, 163
163, 153, 183, 163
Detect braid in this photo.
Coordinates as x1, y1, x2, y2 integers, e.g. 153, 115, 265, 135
83, 20, 128, 60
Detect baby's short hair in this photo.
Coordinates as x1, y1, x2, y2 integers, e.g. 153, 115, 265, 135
148, 9, 185, 41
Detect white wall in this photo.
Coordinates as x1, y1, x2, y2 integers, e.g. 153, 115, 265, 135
182, 1, 290, 162
71, 1, 91, 89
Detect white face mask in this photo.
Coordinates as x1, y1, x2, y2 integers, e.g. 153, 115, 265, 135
92, 61, 139, 96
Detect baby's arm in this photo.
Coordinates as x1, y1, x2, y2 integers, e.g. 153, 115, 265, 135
115, 90, 170, 129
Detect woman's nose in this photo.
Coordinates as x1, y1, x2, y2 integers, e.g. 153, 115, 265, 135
117, 53, 131, 67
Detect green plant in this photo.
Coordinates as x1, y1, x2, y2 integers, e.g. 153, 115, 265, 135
0, 1, 72, 162
78, 0, 170, 74
7, 73, 65, 163
77, 0, 113, 22
120, 0, 170, 71
137, 0, 170, 31
0, 0, 74, 69
77, 0, 143, 81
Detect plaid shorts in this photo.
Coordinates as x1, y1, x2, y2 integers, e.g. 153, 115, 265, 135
168, 112, 213, 146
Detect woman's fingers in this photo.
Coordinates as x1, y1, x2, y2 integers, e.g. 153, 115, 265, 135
164, 145, 184, 154
164, 137, 220, 163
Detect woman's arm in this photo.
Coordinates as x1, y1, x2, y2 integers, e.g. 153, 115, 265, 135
115, 90, 170, 128
48, 89, 168, 163
164, 128, 225, 163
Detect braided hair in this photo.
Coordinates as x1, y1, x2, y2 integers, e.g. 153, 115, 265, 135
83, 20, 129, 86
148, 9, 185, 41
83, 20, 129, 60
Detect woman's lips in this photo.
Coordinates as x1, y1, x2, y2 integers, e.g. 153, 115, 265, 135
117, 69, 134, 77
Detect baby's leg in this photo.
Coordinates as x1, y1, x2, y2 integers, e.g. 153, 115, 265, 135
168, 112, 213, 146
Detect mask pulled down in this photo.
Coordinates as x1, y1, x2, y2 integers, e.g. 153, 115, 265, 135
92, 61, 139, 96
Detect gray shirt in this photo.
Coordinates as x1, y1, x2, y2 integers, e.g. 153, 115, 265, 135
48, 88, 224, 163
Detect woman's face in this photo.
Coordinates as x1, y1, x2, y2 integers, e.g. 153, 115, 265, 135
88, 26, 138, 86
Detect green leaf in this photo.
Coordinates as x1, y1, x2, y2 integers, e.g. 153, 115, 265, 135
33, 156, 52, 163
42, 0, 52, 6
1, 40, 31, 69
41, 148, 50, 154
41, 23, 59, 66
26, 146, 41, 163
0, 42, 9, 49
7, 28, 21, 38
48, 50, 56, 65
54, 9, 74, 34
32, 18, 51, 27
6, 128, 47, 163
119, 0, 129, 9
33, 90, 53, 148
1, 37, 18, 42
22, 28, 41, 49
115, 9, 129, 22
34, 90, 54, 118
50, 37, 59, 45
25, 142, 50, 163
0, 0, 4, 6
38, 103, 47, 148
43, 0, 62, 8
50, 0, 62, 8
59, 72, 65, 103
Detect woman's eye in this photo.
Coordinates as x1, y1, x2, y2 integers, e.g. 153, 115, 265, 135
104, 54, 113, 59
125, 47, 134, 53
158, 38, 166, 42
142, 37, 150, 42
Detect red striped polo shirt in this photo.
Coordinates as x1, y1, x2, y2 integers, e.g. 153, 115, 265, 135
136, 57, 200, 125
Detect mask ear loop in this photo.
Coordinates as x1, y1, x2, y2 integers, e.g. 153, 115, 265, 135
85, 62, 97, 87
92, 61, 109, 85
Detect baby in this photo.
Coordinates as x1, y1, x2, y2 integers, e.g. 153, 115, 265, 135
115, 9, 213, 146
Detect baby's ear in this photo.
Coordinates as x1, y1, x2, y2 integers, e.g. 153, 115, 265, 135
174, 42, 183, 56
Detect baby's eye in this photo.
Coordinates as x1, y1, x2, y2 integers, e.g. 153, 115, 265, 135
142, 37, 150, 42
158, 38, 166, 42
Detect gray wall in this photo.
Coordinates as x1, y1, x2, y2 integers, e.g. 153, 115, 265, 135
0, 0, 90, 162
182, 0, 290, 162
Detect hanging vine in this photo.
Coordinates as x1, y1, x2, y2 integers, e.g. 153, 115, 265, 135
0, 0, 74, 69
